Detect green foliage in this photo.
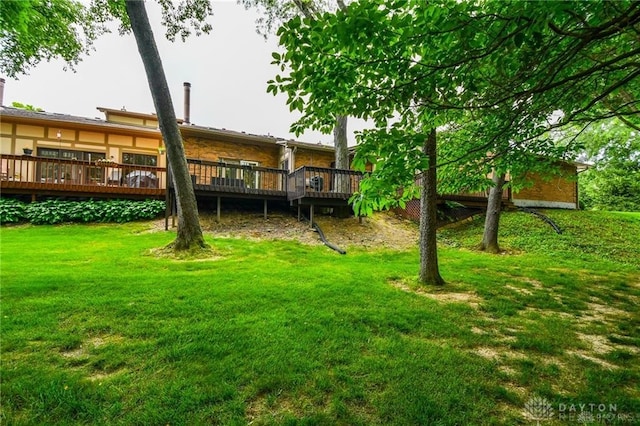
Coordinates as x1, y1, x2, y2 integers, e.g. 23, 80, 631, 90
0, 0, 102, 78
571, 119, 640, 211
580, 168, 640, 212
0, 199, 165, 225
10, 101, 44, 112
270, 0, 639, 210
439, 210, 640, 266
0, 198, 27, 224
1, 0, 214, 78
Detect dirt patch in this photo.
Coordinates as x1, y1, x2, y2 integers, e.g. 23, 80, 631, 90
504, 284, 534, 296
155, 211, 419, 251
389, 279, 482, 308
576, 333, 615, 355
147, 245, 221, 261
245, 393, 327, 424
578, 302, 629, 325
60, 334, 125, 359
567, 350, 619, 370
520, 278, 544, 289
474, 347, 502, 360
61, 348, 86, 359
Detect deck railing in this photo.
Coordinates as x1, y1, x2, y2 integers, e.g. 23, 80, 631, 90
0, 154, 166, 196
287, 166, 363, 201
186, 159, 287, 196
442, 187, 511, 201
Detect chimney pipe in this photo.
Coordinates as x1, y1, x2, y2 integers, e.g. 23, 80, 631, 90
0, 78, 5, 107
183, 82, 191, 124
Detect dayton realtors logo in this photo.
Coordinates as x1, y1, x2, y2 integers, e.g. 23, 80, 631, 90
524, 396, 554, 425
524, 396, 638, 424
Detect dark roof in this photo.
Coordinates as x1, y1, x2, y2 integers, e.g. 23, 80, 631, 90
277, 139, 336, 152
0, 106, 160, 136
1, 106, 338, 152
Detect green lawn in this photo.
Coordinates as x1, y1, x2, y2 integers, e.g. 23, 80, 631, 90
1, 210, 639, 425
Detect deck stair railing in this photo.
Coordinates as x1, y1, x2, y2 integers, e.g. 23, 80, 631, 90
287, 166, 363, 201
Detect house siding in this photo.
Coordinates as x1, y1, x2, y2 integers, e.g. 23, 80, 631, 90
183, 136, 281, 168
513, 163, 578, 209
0, 114, 164, 167
294, 148, 334, 169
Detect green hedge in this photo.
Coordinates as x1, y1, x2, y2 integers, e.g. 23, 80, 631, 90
0, 199, 166, 225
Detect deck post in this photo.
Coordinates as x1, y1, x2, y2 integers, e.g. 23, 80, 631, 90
309, 204, 314, 228
171, 192, 177, 228
164, 189, 171, 231
263, 199, 267, 220
297, 204, 301, 221
216, 196, 221, 223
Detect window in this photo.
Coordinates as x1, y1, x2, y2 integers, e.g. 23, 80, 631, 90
38, 148, 105, 162
219, 158, 241, 179
241, 160, 260, 189
36, 148, 106, 184
122, 152, 157, 167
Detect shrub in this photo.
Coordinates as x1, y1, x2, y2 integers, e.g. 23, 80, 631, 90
0, 198, 28, 223
0, 199, 165, 225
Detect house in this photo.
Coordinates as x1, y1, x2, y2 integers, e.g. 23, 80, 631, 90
0, 101, 362, 221
0, 83, 578, 218
397, 164, 579, 222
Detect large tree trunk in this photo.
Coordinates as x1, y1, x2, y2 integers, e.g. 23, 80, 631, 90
334, 115, 349, 170
333, 114, 351, 217
125, 0, 206, 251
419, 129, 445, 286
480, 172, 506, 253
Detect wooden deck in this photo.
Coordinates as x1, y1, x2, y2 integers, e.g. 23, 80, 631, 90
1, 155, 508, 210
0, 155, 363, 205
187, 159, 288, 200
0, 154, 165, 199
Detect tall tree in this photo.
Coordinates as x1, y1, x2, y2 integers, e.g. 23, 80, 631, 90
437, 113, 571, 254
269, 0, 639, 283
242, 0, 351, 190
420, 129, 445, 285
124, 0, 207, 250
1, 0, 212, 251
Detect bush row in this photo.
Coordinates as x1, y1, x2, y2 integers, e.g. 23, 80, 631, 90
0, 198, 166, 225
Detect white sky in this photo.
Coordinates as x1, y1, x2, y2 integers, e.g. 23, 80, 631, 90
2, 1, 365, 145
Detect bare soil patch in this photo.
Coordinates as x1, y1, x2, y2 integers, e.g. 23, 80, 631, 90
156, 211, 419, 251
388, 279, 482, 308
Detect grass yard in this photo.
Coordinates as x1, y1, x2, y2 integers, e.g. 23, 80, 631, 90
1, 210, 639, 425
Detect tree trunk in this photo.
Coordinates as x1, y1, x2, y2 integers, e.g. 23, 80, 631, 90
334, 115, 349, 170
125, 0, 206, 251
480, 172, 506, 253
333, 114, 351, 217
419, 129, 445, 286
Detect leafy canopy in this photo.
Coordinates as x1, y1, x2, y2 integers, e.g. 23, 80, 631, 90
0, 0, 102, 78
267, 0, 640, 214
0, 0, 214, 79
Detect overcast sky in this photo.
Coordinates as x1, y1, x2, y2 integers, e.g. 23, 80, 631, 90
2, 1, 365, 145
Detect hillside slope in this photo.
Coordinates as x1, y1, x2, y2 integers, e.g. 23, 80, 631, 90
439, 210, 640, 267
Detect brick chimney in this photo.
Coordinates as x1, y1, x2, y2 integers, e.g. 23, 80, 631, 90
0, 78, 5, 107
183, 82, 191, 124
